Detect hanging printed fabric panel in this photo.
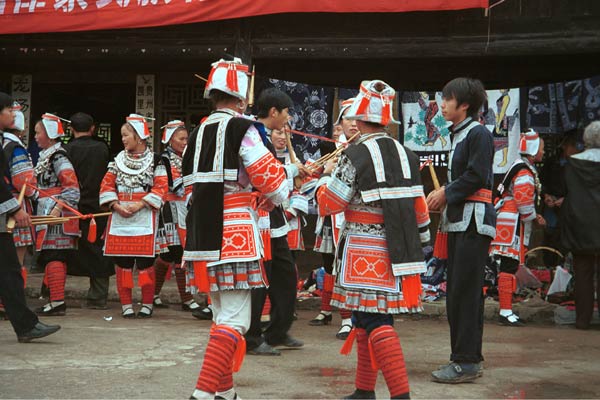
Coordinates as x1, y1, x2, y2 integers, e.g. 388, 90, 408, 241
582, 76, 600, 126
480, 88, 521, 175
261, 78, 335, 163
527, 81, 580, 134
401, 91, 451, 153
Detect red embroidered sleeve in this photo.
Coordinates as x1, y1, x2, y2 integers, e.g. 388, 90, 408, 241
316, 183, 350, 216
143, 164, 168, 209
414, 195, 430, 227
99, 169, 118, 207
12, 167, 37, 199
54, 155, 80, 207
512, 169, 536, 221
246, 152, 288, 204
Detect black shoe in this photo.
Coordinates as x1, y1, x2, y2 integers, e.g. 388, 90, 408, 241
35, 302, 66, 316
309, 312, 332, 326
272, 335, 304, 348
431, 362, 481, 384
498, 313, 525, 327
247, 341, 281, 356
192, 306, 213, 320
137, 305, 153, 318
17, 321, 61, 343
344, 389, 376, 399
153, 296, 169, 308
85, 301, 108, 310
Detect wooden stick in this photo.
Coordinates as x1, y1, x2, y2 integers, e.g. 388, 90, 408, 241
32, 211, 112, 221
428, 159, 441, 190
6, 182, 28, 232
248, 65, 256, 107
194, 74, 208, 83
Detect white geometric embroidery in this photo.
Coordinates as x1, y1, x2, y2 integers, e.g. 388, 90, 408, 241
223, 233, 247, 250
352, 257, 389, 278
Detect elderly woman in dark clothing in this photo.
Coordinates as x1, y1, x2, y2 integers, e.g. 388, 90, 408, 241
561, 121, 600, 330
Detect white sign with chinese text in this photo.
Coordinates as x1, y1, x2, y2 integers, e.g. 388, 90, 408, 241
136, 74, 155, 150
11, 74, 33, 147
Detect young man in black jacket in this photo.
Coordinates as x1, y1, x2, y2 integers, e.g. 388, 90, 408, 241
427, 78, 496, 383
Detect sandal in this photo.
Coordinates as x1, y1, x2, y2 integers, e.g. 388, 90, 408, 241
336, 323, 353, 340
153, 295, 168, 308
309, 312, 332, 326
182, 300, 200, 311
137, 305, 153, 318
122, 307, 135, 319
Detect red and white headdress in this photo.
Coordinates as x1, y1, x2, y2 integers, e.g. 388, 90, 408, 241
334, 97, 356, 125
41, 113, 66, 139
126, 113, 150, 140
204, 57, 249, 101
11, 102, 25, 132
161, 120, 186, 144
519, 129, 540, 156
344, 80, 400, 126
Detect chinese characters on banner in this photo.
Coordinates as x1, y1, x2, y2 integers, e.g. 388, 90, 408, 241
136, 74, 155, 150
0, 0, 489, 35
11, 74, 33, 147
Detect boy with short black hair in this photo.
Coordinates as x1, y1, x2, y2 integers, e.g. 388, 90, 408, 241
427, 77, 496, 383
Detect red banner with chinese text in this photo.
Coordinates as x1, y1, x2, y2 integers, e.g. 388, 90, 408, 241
0, 0, 488, 35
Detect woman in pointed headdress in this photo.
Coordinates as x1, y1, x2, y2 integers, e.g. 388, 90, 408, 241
153, 120, 201, 312
309, 98, 357, 340
99, 114, 168, 318
33, 113, 81, 316
314, 81, 430, 399
490, 129, 546, 326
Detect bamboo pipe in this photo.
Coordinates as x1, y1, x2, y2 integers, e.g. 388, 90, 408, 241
306, 131, 361, 173
285, 129, 304, 189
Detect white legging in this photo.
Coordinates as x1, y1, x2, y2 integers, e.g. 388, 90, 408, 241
210, 289, 252, 335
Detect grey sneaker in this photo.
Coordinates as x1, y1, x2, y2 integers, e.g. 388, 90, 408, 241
431, 362, 481, 384
246, 341, 281, 356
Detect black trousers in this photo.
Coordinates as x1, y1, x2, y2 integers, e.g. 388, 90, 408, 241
353, 311, 394, 335
0, 233, 38, 336
245, 236, 297, 348
498, 256, 519, 274
573, 253, 600, 329
446, 219, 491, 364
112, 257, 155, 269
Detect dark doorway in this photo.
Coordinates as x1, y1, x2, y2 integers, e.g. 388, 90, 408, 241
28, 82, 135, 161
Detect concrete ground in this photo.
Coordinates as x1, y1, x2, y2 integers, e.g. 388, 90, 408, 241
2, 274, 600, 399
